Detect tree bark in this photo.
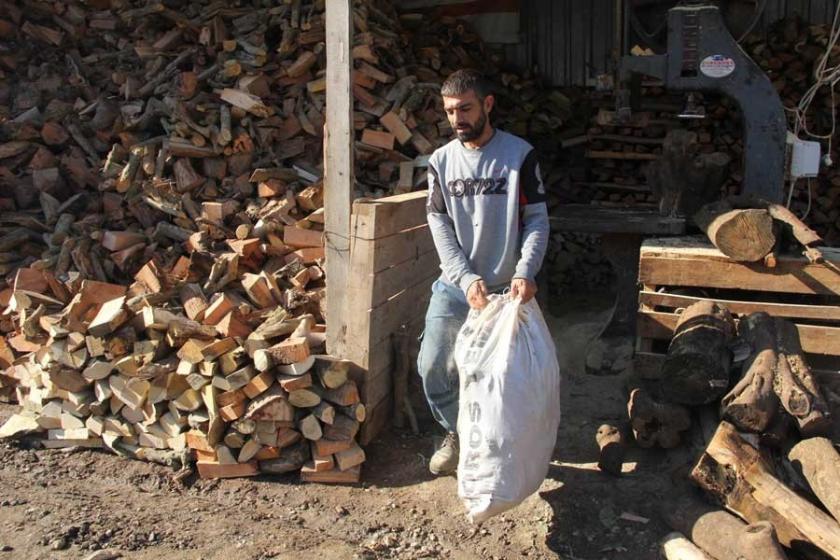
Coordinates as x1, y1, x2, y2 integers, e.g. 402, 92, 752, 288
661, 300, 735, 405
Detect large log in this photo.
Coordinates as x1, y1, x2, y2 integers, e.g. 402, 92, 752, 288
661, 300, 735, 405
720, 313, 779, 433
690, 421, 840, 558
788, 438, 840, 523
661, 494, 746, 560
693, 201, 776, 262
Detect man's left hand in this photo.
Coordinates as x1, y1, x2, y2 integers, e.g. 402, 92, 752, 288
510, 278, 537, 302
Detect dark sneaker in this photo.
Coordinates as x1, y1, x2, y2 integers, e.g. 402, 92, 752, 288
430, 432, 459, 475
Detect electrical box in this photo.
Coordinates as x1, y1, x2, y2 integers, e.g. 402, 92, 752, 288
790, 137, 821, 178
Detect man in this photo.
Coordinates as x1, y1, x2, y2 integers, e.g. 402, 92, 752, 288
418, 69, 550, 475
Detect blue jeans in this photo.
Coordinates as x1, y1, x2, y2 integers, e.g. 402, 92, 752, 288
417, 279, 470, 433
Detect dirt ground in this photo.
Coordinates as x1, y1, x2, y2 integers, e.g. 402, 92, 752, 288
0, 294, 700, 560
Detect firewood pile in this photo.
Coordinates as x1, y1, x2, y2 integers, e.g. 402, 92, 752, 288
622, 299, 840, 559
543, 232, 614, 297
568, 87, 730, 209
0, 0, 586, 481
0, 271, 367, 482
0, 0, 439, 482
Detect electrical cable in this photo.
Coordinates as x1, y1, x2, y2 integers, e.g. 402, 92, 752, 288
784, 0, 840, 156
782, 0, 840, 215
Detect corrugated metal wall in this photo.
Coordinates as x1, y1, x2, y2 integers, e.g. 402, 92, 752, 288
515, 0, 839, 87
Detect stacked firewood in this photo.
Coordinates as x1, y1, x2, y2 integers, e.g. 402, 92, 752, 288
574, 88, 739, 208
542, 232, 614, 298
0, 0, 406, 481
621, 299, 840, 558
0, 265, 368, 482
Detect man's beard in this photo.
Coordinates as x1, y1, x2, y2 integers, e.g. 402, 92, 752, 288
455, 110, 487, 142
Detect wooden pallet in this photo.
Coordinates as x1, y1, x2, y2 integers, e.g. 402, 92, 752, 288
634, 236, 840, 378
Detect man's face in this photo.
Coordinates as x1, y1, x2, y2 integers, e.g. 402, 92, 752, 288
443, 89, 493, 142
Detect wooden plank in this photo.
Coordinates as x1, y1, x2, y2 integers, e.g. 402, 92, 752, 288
639, 237, 840, 296
640, 256, 840, 296
350, 190, 428, 239
638, 291, 840, 322
349, 224, 435, 275
347, 250, 439, 309
325, 0, 354, 357
368, 278, 434, 347
197, 460, 259, 479
358, 311, 426, 385
638, 310, 840, 356
343, 277, 432, 369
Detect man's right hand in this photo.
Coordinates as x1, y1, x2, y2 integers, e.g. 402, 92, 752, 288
467, 279, 489, 309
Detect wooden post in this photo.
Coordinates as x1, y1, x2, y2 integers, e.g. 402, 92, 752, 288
324, 0, 354, 357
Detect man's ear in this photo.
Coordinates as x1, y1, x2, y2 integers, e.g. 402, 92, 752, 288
483, 94, 495, 114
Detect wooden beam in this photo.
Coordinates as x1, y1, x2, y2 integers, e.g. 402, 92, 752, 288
638, 290, 840, 322
639, 237, 840, 296
324, 0, 354, 357
638, 309, 840, 356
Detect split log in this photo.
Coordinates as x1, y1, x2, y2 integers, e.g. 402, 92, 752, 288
690, 421, 840, 558
774, 319, 831, 437
720, 313, 779, 433
334, 442, 365, 471
253, 337, 310, 371
788, 437, 840, 523
298, 414, 322, 441
314, 356, 349, 389
661, 301, 735, 405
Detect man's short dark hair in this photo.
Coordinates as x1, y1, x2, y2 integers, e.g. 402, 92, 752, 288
440, 69, 492, 99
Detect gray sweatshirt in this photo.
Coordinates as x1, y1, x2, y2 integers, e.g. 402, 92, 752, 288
426, 129, 550, 295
